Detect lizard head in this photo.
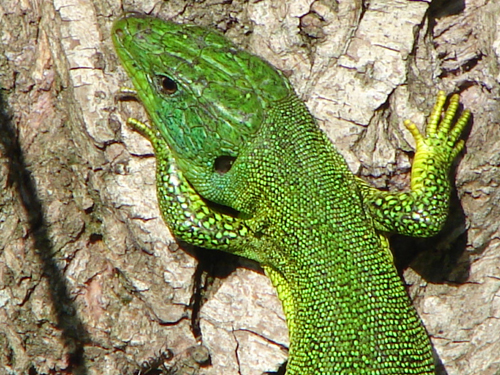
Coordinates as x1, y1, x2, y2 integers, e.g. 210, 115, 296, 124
112, 15, 292, 188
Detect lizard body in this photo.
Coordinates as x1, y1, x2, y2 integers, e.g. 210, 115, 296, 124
112, 15, 469, 374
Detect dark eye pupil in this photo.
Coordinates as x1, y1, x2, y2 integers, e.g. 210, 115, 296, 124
159, 76, 177, 94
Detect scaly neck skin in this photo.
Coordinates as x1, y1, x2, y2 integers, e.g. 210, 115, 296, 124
240, 99, 434, 374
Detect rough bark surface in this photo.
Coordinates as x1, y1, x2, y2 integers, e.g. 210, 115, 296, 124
0, 0, 499, 374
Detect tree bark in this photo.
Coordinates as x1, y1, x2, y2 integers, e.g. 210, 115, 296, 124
0, 0, 499, 374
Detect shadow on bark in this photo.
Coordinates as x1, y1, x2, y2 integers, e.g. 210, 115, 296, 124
0, 92, 89, 375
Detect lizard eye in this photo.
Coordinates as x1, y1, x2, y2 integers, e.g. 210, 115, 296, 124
214, 155, 236, 175
156, 75, 178, 95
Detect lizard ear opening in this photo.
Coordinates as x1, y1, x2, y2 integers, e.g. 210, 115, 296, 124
214, 155, 236, 175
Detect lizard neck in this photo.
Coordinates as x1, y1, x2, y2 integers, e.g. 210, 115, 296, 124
248, 97, 436, 374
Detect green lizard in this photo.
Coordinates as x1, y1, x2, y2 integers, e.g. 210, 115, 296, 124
112, 14, 470, 375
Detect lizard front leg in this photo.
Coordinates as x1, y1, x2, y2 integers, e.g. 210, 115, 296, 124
358, 91, 470, 237
126, 114, 256, 254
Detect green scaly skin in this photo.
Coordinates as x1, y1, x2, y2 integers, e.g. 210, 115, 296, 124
112, 15, 470, 375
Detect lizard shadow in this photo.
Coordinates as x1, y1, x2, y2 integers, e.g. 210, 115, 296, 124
188, 246, 290, 375
186, 244, 242, 339
391, 190, 470, 285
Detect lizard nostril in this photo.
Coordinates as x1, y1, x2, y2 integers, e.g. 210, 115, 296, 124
114, 28, 124, 38
214, 156, 236, 175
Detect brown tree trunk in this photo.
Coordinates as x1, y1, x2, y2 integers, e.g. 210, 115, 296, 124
0, 1, 499, 374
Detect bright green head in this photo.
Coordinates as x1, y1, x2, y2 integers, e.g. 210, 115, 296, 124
112, 15, 291, 180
